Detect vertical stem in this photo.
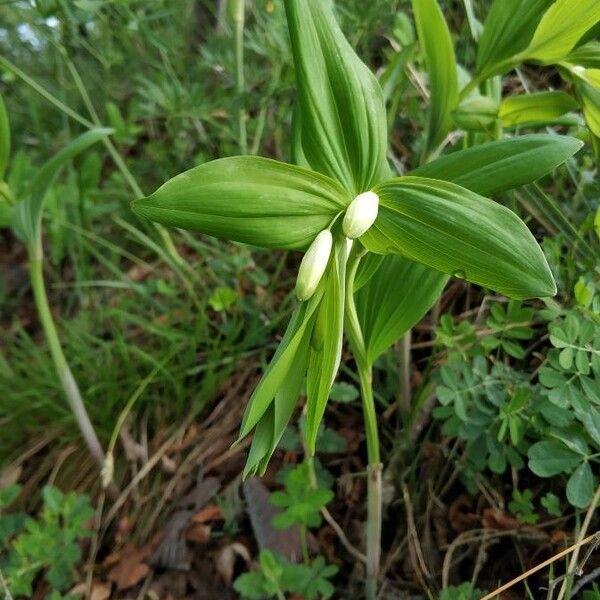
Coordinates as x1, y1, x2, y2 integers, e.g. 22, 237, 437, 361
29, 238, 105, 468
300, 525, 310, 565
398, 330, 412, 416
345, 246, 381, 600
231, 0, 247, 154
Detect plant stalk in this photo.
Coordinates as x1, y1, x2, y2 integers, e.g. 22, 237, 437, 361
231, 0, 247, 154
29, 238, 105, 469
345, 245, 382, 600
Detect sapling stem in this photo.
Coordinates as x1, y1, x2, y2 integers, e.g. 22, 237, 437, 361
345, 244, 382, 600
28, 237, 105, 469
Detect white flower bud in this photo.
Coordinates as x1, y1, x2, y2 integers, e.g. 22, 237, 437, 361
295, 229, 333, 301
343, 191, 379, 239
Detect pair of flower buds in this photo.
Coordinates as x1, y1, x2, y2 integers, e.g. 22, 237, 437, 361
295, 191, 379, 301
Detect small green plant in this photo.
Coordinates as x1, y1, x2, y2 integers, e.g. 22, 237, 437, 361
0, 95, 110, 472
235, 462, 337, 600
439, 582, 487, 600
270, 462, 332, 560
509, 488, 539, 524
234, 549, 337, 600
0, 485, 94, 599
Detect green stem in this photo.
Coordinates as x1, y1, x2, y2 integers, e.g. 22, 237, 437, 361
300, 525, 310, 565
345, 245, 381, 600
29, 237, 105, 468
231, 0, 247, 154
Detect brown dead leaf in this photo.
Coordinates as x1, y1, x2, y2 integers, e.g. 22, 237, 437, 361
192, 503, 222, 523
482, 508, 520, 530
70, 581, 111, 600
448, 494, 479, 532
106, 536, 161, 590
550, 529, 568, 544
215, 542, 251, 584
186, 522, 211, 543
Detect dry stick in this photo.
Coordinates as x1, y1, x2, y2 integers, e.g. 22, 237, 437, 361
321, 507, 367, 564
556, 484, 600, 600
401, 483, 434, 596
480, 532, 600, 600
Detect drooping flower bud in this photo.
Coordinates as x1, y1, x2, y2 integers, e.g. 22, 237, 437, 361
342, 191, 379, 239
295, 229, 333, 301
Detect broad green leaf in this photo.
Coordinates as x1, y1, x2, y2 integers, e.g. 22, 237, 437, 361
243, 331, 311, 478
361, 177, 556, 299
284, 0, 388, 195
566, 461, 595, 508
522, 0, 600, 65
567, 41, 600, 68
305, 240, 346, 453
131, 157, 348, 251
411, 134, 582, 196
356, 255, 448, 363
0, 93, 9, 181
411, 0, 458, 153
528, 440, 581, 476
354, 253, 385, 291
499, 91, 579, 128
12, 128, 112, 248
579, 80, 600, 137
476, 0, 552, 77
239, 291, 323, 439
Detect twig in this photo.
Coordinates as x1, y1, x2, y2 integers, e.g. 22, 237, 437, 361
321, 507, 367, 564
571, 566, 600, 596
402, 483, 433, 595
480, 532, 600, 600
0, 568, 13, 600
556, 484, 600, 600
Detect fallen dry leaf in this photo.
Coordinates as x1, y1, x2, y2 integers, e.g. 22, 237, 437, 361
448, 494, 479, 532
192, 503, 222, 523
106, 536, 161, 590
216, 542, 251, 584
482, 508, 520, 530
70, 581, 111, 600
186, 522, 211, 543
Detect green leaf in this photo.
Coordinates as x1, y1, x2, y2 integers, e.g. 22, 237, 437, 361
522, 0, 600, 65
411, 0, 458, 153
356, 255, 448, 363
411, 134, 583, 196
12, 128, 112, 249
329, 382, 359, 403
354, 253, 385, 291
361, 177, 556, 299
528, 440, 581, 476
566, 461, 595, 508
499, 91, 579, 128
208, 286, 238, 311
576, 77, 600, 138
284, 0, 388, 194
475, 0, 553, 77
567, 41, 600, 68
131, 156, 348, 251
305, 241, 346, 453
239, 292, 323, 441
0, 93, 10, 181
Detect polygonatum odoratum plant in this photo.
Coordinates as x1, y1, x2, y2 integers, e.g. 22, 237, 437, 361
131, 0, 582, 594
